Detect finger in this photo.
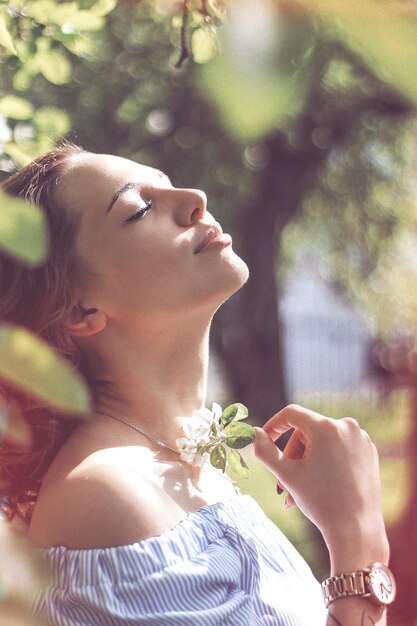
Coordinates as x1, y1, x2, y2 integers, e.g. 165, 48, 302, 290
262, 404, 323, 442
254, 427, 283, 476
276, 482, 285, 495
283, 428, 307, 460
254, 427, 295, 486
284, 492, 298, 510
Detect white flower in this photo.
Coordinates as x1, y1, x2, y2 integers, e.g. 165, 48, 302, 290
177, 402, 253, 477
176, 437, 198, 463
183, 403, 222, 440
176, 403, 225, 466
183, 409, 211, 440
211, 402, 223, 424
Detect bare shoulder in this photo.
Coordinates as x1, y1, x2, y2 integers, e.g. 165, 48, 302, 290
28, 449, 186, 549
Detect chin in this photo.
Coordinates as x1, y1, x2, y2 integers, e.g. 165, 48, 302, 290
229, 253, 250, 288
210, 251, 250, 306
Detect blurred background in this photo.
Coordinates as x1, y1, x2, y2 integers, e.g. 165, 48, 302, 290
1, 0, 417, 623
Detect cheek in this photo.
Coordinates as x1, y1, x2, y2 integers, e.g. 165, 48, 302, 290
105, 239, 190, 305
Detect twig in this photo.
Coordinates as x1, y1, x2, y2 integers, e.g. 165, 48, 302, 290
174, 0, 191, 69
201, 0, 209, 17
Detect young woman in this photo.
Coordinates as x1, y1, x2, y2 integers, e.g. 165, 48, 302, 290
0, 143, 394, 625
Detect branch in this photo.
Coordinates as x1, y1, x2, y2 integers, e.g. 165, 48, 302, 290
174, 0, 191, 69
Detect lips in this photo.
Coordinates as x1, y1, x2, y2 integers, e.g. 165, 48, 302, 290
194, 223, 225, 254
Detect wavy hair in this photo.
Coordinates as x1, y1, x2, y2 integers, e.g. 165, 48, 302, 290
0, 141, 89, 523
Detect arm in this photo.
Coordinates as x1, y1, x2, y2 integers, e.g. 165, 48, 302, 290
253, 405, 390, 626
327, 599, 385, 626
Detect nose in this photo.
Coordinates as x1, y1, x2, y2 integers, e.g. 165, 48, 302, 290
175, 188, 207, 227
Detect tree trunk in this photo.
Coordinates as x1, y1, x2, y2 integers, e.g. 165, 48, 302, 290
212, 132, 324, 425
387, 382, 417, 626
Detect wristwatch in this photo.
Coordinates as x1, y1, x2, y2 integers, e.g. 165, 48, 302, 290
321, 563, 396, 608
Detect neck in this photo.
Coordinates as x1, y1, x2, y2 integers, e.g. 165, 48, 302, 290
81, 314, 212, 449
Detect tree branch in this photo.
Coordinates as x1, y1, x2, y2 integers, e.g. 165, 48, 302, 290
174, 0, 191, 69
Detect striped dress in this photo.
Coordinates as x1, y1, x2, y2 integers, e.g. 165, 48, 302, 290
35, 495, 327, 625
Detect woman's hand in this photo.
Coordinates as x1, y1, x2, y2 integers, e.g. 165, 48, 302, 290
254, 404, 389, 573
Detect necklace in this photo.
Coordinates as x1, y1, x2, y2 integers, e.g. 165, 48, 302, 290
96, 408, 241, 494
96, 409, 180, 455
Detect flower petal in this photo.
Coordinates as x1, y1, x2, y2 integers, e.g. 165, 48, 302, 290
192, 407, 212, 424
211, 402, 222, 421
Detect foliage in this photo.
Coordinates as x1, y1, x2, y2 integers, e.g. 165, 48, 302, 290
297, 0, 417, 106
0, 0, 416, 621
196, 0, 417, 142
0, 190, 47, 264
0, 191, 90, 626
0, 522, 48, 626
176, 402, 254, 477
279, 71, 417, 340
0, 2, 108, 622
0, 0, 116, 166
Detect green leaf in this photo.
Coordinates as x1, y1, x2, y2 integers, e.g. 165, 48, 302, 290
0, 9, 16, 54
198, 11, 314, 142
221, 402, 249, 426
192, 28, 217, 64
33, 107, 71, 137
210, 444, 227, 472
298, 0, 417, 107
89, 0, 117, 17
0, 324, 91, 415
37, 48, 72, 85
4, 141, 40, 167
0, 521, 49, 612
199, 55, 310, 143
0, 191, 48, 266
0, 96, 33, 120
221, 403, 238, 426
65, 11, 105, 32
224, 421, 256, 449
26, 0, 60, 25
12, 68, 33, 91
77, 0, 97, 9
227, 449, 249, 479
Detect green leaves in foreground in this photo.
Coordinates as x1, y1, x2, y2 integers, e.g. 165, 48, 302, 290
224, 420, 255, 449
221, 402, 248, 426
0, 325, 91, 415
212, 403, 254, 479
0, 523, 49, 626
210, 444, 227, 472
0, 191, 48, 266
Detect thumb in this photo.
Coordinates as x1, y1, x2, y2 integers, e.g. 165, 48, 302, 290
254, 427, 293, 486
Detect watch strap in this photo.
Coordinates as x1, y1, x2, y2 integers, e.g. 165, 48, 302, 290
321, 569, 371, 608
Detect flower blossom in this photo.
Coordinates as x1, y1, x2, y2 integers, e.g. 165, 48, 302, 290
176, 403, 223, 466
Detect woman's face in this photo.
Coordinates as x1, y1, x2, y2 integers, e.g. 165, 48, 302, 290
60, 153, 249, 329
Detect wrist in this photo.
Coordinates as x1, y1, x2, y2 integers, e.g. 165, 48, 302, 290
324, 518, 389, 574
322, 563, 396, 610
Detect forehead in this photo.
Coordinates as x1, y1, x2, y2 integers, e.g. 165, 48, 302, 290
59, 153, 170, 213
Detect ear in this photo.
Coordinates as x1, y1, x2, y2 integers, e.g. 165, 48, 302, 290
66, 304, 107, 337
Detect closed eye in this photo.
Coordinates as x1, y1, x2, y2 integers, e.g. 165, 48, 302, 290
124, 200, 153, 223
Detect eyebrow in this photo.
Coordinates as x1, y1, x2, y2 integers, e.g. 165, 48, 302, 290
106, 181, 137, 213
106, 171, 170, 213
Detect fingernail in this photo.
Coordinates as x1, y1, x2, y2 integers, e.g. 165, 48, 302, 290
284, 498, 291, 510
276, 483, 284, 495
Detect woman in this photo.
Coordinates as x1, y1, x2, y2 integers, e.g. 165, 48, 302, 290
0, 143, 393, 625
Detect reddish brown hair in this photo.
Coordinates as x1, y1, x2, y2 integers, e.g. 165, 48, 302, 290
0, 141, 89, 523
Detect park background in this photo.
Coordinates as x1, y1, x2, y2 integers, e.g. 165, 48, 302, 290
0, 0, 417, 624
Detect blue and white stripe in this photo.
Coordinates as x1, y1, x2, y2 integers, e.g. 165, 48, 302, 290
35, 495, 327, 625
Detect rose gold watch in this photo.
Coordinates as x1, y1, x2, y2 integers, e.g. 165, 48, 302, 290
321, 563, 396, 609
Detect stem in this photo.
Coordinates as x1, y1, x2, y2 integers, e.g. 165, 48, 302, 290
174, 0, 191, 69
201, 0, 209, 18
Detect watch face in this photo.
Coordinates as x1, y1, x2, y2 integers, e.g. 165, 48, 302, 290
368, 564, 396, 605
